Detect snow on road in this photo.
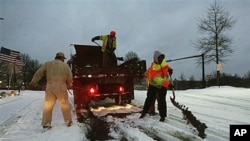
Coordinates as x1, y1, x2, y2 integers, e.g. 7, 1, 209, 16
0, 86, 250, 141
0, 91, 83, 141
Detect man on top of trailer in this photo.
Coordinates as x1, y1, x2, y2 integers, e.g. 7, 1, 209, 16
91, 30, 117, 68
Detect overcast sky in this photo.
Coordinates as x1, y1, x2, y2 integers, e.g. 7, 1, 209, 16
0, 0, 250, 80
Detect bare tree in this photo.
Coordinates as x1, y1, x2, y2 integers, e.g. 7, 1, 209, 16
20, 53, 41, 86
194, 0, 235, 86
124, 51, 140, 62
179, 73, 186, 81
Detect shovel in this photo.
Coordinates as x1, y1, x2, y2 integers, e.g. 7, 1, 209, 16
169, 74, 175, 103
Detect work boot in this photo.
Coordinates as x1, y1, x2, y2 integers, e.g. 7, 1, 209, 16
66, 121, 73, 127
139, 112, 146, 119
43, 125, 52, 129
159, 117, 165, 122
42, 125, 52, 133
149, 112, 157, 116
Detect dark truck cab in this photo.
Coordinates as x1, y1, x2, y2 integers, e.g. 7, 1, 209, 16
70, 44, 146, 119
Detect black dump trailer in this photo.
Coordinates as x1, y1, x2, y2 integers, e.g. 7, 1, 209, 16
69, 44, 146, 119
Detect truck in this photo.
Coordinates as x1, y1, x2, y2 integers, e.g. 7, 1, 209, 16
69, 44, 146, 120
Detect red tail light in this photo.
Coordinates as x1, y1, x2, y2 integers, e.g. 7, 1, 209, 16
118, 86, 124, 93
88, 86, 97, 96
89, 88, 96, 94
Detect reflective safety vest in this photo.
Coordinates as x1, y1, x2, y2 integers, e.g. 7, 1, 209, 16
100, 35, 117, 52
148, 60, 171, 88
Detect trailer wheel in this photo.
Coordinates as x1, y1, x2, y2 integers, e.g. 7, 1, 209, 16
127, 99, 131, 104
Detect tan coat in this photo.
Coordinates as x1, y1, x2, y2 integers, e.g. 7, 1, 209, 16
30, 59, 73, 126
30, 59, 72, 89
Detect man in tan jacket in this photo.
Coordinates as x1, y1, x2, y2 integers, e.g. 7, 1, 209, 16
29, 52, 73, 129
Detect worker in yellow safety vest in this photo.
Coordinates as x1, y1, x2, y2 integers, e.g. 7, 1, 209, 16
140, 50, 173, 122
91, 30, 117, 68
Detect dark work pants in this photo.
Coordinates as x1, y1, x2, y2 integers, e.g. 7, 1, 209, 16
102, 51, 117, 68
142, 84, 167, 118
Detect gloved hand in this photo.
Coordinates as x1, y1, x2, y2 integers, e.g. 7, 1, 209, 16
168, 83, 175, 90
168, 69, 173, 75
27, 82, 38, 90
106, 49, 115, 54
67, 83, 73, 89
91, 38, 95, 42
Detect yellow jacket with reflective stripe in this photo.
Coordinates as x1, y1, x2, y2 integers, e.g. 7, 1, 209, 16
100, 35, 117, 52
148, 60, 170, 88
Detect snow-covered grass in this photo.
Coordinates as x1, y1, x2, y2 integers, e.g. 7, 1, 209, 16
0, 86, 249, 141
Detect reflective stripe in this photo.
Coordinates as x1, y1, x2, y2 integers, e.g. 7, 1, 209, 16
148, 60, 170, 88
100, 35, 116, 52
149, 60, 169, 80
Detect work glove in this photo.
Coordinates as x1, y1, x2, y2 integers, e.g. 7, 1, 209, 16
106, 49, 115, 54
27, 82, 38, 90
67, 83, 73, 89
168, 69, 173, 75
168, 83, 175, 90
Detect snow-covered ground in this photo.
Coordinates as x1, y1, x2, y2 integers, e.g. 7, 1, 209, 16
0, 86, 250, 141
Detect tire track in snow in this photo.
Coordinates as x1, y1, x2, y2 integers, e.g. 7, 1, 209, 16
0, 98, 42, 138
111, 113, 202, 141
88, 110, 204, 141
